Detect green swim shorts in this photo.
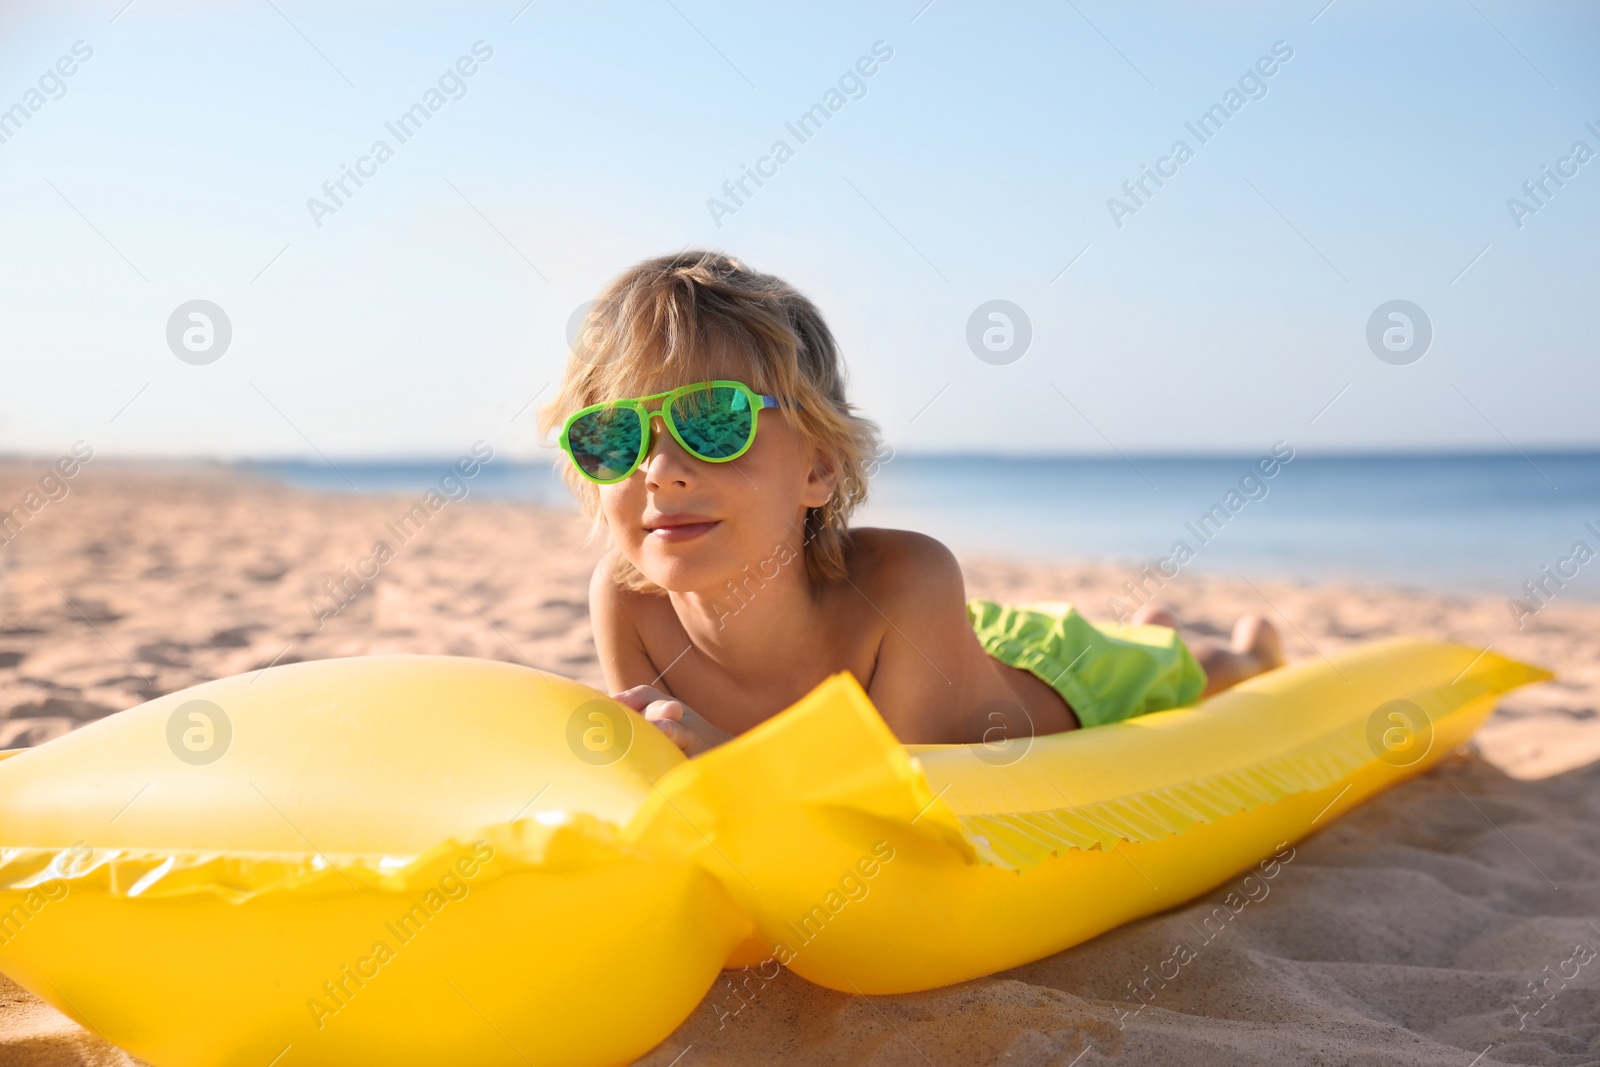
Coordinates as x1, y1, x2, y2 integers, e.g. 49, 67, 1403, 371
966, 598, 1207, 729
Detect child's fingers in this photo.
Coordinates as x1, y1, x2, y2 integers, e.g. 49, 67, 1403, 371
642, 699, 686, 723
610, 685, 670, 712
645, 715, 691, 752
610, 689, 702, 754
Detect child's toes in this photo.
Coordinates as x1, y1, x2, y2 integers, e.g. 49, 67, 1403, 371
1131, 604, 1179, 629
1232, 615, 1284, 671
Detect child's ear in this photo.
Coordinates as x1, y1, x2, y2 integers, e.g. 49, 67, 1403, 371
802, 448, 840, 508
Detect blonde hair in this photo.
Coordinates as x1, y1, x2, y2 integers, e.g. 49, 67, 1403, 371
536, 250, 882, 594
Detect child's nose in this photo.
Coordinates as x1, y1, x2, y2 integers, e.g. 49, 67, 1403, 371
641, 414, 694, 484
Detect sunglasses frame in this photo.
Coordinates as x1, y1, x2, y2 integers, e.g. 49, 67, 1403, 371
558, 379, 800, 485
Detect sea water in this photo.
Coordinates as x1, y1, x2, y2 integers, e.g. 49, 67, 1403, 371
242, 451, 1600, 602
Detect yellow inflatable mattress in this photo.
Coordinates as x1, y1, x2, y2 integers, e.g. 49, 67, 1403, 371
0, 636, 1548, 1066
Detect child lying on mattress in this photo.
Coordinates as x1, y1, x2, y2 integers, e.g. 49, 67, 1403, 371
536, 251, 1283, 756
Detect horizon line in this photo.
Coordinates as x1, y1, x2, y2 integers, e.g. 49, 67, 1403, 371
2, 445, 1596, 465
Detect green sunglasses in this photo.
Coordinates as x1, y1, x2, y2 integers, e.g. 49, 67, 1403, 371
558, 380, 802, 485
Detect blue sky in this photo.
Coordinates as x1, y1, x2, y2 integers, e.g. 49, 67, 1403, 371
0, 0, 1595, 461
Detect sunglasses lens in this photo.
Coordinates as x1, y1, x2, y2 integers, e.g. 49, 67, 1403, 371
671, 385, 754, 459
567, 406, 643, 481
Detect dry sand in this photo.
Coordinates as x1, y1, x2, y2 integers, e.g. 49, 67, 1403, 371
0, 460, 1595, 1066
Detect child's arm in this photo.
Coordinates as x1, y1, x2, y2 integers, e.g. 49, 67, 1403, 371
590, 552, 732, 756
590, 550, 657, 692
610, 684, 731, 755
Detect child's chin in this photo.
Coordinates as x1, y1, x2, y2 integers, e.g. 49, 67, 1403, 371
637, 556, 712, 592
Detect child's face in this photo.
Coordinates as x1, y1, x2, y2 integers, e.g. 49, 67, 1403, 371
597, 377, 836, 595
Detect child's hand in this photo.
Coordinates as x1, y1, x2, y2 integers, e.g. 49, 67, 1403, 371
611, 685, 733, 758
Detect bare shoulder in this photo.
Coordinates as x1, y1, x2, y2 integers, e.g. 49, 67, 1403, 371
588, 547, 644, 611
588, 548, 673, 693
844, 528, 986, 743
845, 527, 965, 607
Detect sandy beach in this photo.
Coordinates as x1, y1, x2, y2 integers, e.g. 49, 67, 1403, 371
2, 460, 1596, 1066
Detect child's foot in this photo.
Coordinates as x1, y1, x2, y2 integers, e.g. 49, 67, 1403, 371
1195, 614, 1285, 698
1129, 604, 1179, 629
1128, 606, 1283, 699
1231, 614, 1284, 674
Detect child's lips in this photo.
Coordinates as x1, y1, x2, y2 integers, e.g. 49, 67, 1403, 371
646, 520, 720, 543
